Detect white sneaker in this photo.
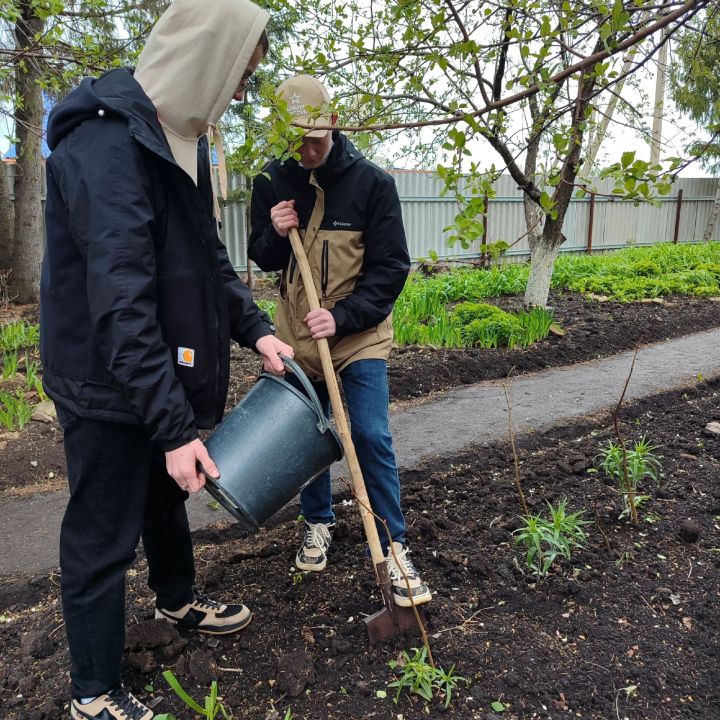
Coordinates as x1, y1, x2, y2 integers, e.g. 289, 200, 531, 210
295, 521, 334, 572
385, 541, 432, 607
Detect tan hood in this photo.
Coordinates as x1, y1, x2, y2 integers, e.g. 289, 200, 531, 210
135, 0, 268, 184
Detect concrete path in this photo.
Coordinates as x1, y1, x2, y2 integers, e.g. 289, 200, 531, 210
2, 327, 719, 575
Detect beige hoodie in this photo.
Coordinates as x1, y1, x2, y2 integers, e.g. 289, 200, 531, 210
135, 0, 268, 184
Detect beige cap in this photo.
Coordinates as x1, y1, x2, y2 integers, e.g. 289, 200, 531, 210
277, 75, 333, 138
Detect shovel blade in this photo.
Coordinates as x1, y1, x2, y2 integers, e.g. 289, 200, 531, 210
364, 604, 428, 644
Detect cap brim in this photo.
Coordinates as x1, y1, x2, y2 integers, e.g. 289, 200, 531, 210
164, 127, 198, 184
295, 115, 333, 138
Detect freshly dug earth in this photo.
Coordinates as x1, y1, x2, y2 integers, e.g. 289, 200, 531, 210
2, 291, 720, 498
1, 377, 718, 719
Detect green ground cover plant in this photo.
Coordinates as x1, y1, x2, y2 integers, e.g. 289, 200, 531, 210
513, 499, 590, 579
387, 646, 468, 708
390, 243, 720, 346
596, 436, 662, 521
0, 320, 46, 430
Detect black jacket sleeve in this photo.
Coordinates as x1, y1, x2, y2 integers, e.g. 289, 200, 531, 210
247, 170, 292, 271
197, 138, 274, 348
61, 121, 197, 450
330, 174, 411, 336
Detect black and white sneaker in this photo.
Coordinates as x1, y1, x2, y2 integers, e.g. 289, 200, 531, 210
385, 542, 432, 607
70, 688, 153, 720
295, 521, 334, 572
155, 591, 252, 635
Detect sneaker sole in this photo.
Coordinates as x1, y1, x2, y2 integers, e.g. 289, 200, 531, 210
393, 588, 433, 607
295, 556, 327, 572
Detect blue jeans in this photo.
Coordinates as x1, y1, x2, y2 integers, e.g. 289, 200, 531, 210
289, 359, 405, 550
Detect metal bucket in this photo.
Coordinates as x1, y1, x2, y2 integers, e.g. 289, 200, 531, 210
203, 355, 343, 531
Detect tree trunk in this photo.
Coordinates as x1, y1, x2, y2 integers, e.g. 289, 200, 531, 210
0, 163, 14, 272
703, 180, 720, 243
524, 231, 562, 308
11, 2, 45, 304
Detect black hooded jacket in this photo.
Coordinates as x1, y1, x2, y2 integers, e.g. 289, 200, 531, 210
41, 68, 273, 450
248, 133, 410, 337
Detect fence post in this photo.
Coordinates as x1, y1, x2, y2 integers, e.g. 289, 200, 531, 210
672, 188, 683, 244
586, 192, 595, 253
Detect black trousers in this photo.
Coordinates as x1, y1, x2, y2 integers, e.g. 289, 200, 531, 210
59, 413, 195, 698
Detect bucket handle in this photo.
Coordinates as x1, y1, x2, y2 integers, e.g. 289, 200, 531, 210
271, 354, 333, 433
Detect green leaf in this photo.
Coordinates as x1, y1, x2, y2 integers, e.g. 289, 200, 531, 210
621, 151, 635, 168
491, 700, 506, 712
376, 690, 388, 699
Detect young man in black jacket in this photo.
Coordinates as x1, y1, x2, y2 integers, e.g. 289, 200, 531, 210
249, 75, 431, 609
41, 2, 292, 718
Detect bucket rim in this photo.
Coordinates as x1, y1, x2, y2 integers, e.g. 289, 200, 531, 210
258, 372, 343, 453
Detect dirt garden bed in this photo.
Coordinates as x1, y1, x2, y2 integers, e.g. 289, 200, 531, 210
2, 290, 720, 499
1, 371, 719, 719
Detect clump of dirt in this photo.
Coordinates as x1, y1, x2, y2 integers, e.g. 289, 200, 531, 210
1, 378, 718, 719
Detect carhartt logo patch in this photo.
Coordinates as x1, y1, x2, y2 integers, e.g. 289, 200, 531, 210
178, 347, 195, 367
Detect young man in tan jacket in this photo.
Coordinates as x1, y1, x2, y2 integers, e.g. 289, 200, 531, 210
249, 75, 431, 608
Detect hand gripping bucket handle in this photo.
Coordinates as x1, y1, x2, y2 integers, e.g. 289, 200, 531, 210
202, 353, 343, 531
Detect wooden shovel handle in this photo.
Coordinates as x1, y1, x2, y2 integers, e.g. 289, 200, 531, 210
287, 228, 386, 568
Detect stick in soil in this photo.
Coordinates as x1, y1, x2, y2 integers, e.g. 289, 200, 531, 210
612, 348, 639, 524
502, 381, 529, 516
593, 493, 612, 553
337, 475, 435, 668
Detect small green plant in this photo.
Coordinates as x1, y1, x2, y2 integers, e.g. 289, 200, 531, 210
513, 499, 590, 579
2, 350, 18, 379
256, 299, 277, 321
387, 646, 467, 708
0, 320, 39, 352
598, 436, 662, 520
160, 669, 230, 719
0, 389, 33, 431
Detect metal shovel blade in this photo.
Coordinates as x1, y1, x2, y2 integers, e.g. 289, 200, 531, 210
364, 603, 428, 644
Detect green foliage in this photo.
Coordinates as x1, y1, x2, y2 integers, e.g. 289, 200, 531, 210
395, 288, 555, 349
256, 299, 277, 322
2, 350, 18, 380
387, 647, 468, 708
598, 437, 662, 520
0, 320, 39, 353
513, 499, 590, 579
551, 243, 720, 301
161, 670, 230, 720
0, 388, 33, 431
668, 9, 720, 172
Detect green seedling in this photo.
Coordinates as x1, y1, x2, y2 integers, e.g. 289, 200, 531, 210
2, 350, 18, 379
598, 436, 662, 521
513, 499, 590, 579
161, 669, 230, 719
491, 700, 507, 712
0, 388, 33, 431
388, 646, 468, 708
0, 320, 39, 352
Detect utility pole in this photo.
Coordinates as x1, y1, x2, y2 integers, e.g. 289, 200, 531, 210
649, 29, 669, 166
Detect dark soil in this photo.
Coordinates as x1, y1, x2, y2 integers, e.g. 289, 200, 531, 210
2, 291, 719, 499
1, 377, 719, 719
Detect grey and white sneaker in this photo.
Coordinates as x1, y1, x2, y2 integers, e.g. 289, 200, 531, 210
295, 521, 335, 572
70, 688, 153, 720
385, 541, 432, 607
155, 591, 252, 635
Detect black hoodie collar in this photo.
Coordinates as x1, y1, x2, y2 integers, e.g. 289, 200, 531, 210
47, 68, 175, 166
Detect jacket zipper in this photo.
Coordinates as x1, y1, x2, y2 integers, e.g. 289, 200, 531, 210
321, 238, 329, 298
